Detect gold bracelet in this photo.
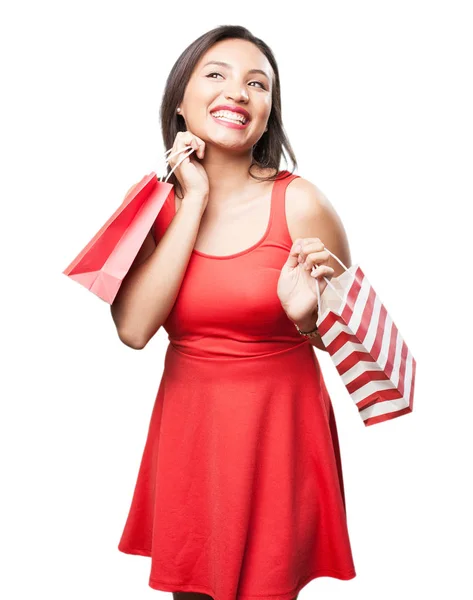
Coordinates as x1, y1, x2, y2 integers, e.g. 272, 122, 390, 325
294, 320, 321, 339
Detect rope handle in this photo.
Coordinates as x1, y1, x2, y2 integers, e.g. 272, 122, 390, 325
159, 146, 195, 183
314, 247, 356, 317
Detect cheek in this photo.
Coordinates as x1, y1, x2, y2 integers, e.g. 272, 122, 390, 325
191, 79, 215, 102
255, 106, 271, 129
182, 83, 211, 115
261, 96, 272, 114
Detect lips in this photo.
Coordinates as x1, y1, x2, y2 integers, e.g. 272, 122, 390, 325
210, 104, 251, 122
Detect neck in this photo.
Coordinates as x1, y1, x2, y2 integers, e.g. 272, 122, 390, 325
200, 146, 265, 206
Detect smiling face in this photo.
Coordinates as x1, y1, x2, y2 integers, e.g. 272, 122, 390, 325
178, 38, 273, 151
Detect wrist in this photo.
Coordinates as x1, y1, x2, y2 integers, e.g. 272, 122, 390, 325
182, 192, 208, 208
293, 308, 318, 333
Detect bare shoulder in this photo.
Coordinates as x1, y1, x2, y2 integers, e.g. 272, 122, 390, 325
285, 176, 329, 220
285, 176, 353, 275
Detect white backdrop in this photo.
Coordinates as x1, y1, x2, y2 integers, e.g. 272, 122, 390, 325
2, 1, 472, 599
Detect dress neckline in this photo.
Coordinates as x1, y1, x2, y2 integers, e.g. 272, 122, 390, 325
173, 170, 286, 260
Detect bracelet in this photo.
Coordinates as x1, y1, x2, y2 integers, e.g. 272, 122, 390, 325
294, 319, 321, 339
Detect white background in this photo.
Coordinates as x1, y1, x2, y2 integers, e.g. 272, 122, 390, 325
2, 1, 472, 599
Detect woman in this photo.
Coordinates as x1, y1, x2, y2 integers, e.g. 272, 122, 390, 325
111, 24, 356, 600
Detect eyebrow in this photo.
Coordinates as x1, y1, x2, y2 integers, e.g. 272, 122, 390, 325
202, 60, 271, 81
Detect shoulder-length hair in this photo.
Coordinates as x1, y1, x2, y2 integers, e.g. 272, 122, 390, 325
159, 25, 298, 199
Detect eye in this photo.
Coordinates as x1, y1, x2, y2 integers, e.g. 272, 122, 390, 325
250, 81, 267, 90
206, 72, 267, 90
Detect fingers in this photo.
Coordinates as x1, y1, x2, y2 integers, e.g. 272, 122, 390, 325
287, 238, 305, 268
173, 131, 206, 162
309, 264, 335, 279
164, 131, 209, 197
297, 238, 330, 271
301, 249, 331, 271
289, 238, 335, 276
184, 134, 205, 159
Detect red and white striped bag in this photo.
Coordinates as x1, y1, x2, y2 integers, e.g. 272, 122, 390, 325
313, 249, 416, 427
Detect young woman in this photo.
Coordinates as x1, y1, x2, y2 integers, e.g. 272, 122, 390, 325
111, 24, 356, 600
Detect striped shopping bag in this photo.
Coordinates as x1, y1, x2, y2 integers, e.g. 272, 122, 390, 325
313, 249, 416, 427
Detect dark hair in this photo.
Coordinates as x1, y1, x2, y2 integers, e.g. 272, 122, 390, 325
159, 25, 298, 199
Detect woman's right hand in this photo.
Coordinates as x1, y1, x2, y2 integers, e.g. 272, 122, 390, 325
167, 130, 209, 203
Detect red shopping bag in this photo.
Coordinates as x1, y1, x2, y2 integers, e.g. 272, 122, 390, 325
313, 249, 417, 427
62, 173, 171, 304
62, 145, 194, 304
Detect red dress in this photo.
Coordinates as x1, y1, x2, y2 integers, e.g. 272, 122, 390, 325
118, 170, 357, 599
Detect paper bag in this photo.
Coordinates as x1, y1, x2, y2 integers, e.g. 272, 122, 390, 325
63, 144, 195, 304
314, 249, 417, 427
62, 173, 172, 304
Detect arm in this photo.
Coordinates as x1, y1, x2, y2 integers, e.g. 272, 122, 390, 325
110, 186, 207, 349
286, 178, 353, 352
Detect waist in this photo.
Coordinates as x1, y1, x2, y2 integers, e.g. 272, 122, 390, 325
167, 336, 312, 361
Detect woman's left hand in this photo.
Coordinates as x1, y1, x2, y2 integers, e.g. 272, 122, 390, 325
277, 237, 335, 326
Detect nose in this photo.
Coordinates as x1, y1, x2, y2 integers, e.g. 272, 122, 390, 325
224, 86, 249, 103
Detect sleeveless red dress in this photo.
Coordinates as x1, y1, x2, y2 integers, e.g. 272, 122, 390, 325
117, 170, 357, 599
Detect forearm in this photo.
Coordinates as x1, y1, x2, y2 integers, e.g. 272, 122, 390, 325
112, 195, 206, 347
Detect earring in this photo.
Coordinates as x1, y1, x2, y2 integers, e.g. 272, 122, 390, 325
177, 107, 181, 113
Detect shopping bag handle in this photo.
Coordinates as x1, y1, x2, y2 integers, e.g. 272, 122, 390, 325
159, 146, 195, 183
314, 246, 356, 317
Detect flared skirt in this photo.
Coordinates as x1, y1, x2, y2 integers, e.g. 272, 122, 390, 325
118, 340, 356, 600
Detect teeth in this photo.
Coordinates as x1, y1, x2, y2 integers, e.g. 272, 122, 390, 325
211, 110, 248, 124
